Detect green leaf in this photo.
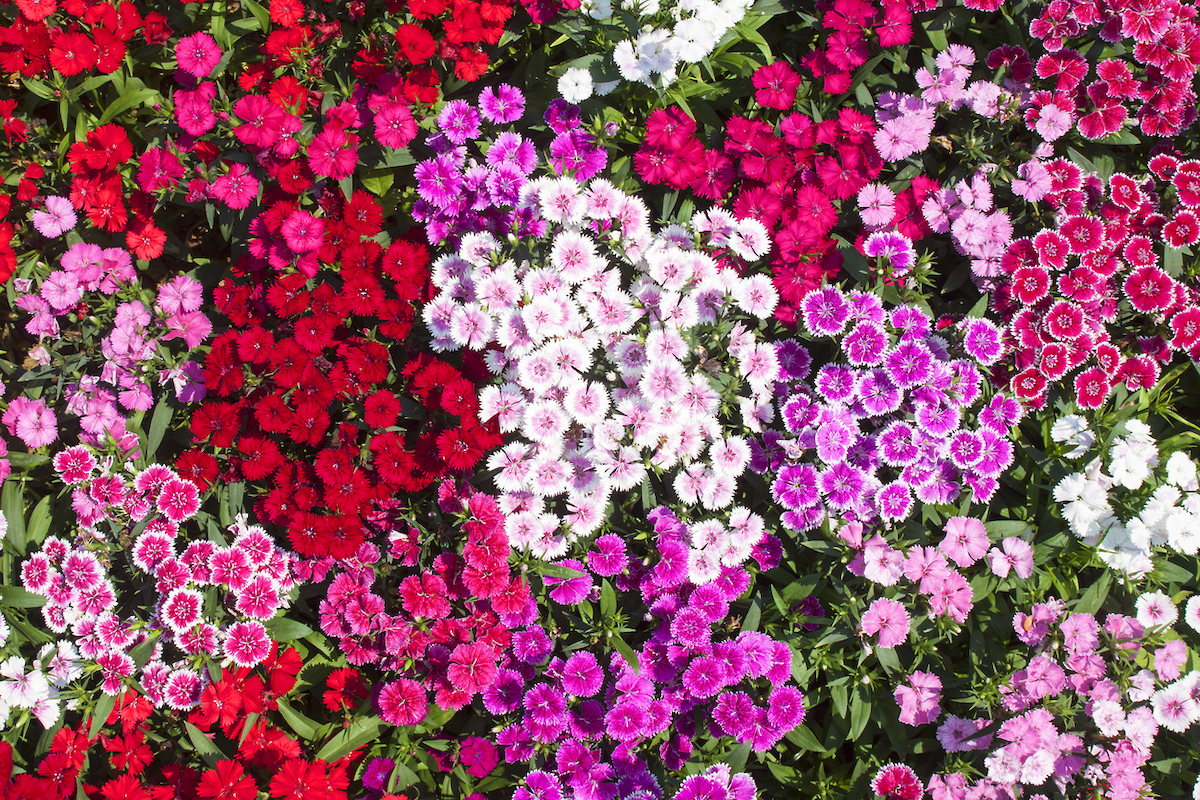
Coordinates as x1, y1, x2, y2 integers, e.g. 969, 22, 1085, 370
6, 453, 48, 469
237, 713, 259, 746
741, 599, 761, 632
600, 579, 616, 618
185, 722, 225, 768
144, 396, 172, 463
242, 0, 272, 31
984, 520, 1031, 539
0, 586, 46, 608
723, 742, 751, 773
265, 618, 313, 641
2, 481, 26, 556
316, 715, 383, 761
1075, 569, 1112, 614
537, 562, 586, 580
608, 631, 639, 674
784, 723, 824, 752
129, 636, 157, 670
24, 495, 51, 550
390, 762, 420, 790
88, 693, 116, 738
849, 687, 870, 741
98, 87, 158, 125
360, 172, 394, 196
276, 698, 321, 740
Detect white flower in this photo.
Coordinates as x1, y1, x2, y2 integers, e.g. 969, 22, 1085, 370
558, 67, 594, 103
1051, 414, 1096, 459
1136, 590, 1178, 628
1186, 596, 1200, 633
1167, 451, 1199, 491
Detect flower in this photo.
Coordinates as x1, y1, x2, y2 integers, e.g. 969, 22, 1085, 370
861, 597, 910, 648
31, 196, 76, 238
871, 764, 923, 800
176, 32, 222, 78
558, 68, 594, 103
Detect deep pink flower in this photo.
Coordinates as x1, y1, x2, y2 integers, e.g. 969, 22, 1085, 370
307, 129, 359, 179
753, 62, 802, 110
175, 32, 222, 78
871, 764, 923, 800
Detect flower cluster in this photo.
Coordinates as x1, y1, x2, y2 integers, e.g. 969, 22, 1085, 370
927, 591, 1200, 800
996, 161, 1200, 408
633, 88, 889, 326
554, 0, 755, 101
754, 286, 1018, 535
24, 449, 299, 709
426, 164, 780, 570
801, 0, 918, 94
187, 190, 501, 558
412, 90, 609, 245
1051, 417, 1200, 575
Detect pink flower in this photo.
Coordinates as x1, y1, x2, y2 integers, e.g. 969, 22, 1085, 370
175, 32, 222, 78
379, 681, 432, 729
156, 274, 203, 316
861, 597, 910, 648
871, 763, 923, 800
4, 397, 58, 449
307, 128, 359, 179
895, 671, 942, 726
939, 517, 988, 568
987, 537, 1035, 579
31, 196, 76, 238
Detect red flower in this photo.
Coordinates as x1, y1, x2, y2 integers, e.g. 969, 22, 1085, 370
99, 773, 152, 800
395, 24, 436, 63
50, 29, 97, 75
126, 218, 165, 260
322, 668, 369, 712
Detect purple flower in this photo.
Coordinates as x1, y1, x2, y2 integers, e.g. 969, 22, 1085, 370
890, 305, 931, 338
362, 758, 395, 791
801, 285, 851, 336
876, 482, 914, 522
605, 700, 649, 741
713, 691, 755, 738
439, 100, 482, 145
819, 462, 866, 508
31, 196, 76, 238
775, 339, 812, 379
843, 322, 889, 365
815, 364, 857, 403
772, 464, 820, 511
863, 230, 917, 274
515, 770, 563, 800
414, 153, 465, 209
884, 339, 935, 387
547, 559, 593, 605
561, 652, 603, 697
544, 98, 582, 133
588, 535, 627, 576
482, 667, 525, 714
513, 627, 553, 664
767, 685, 806, 729
479, 84, 526, 124
960, 317, 1004, 365
523, 682, 568, 730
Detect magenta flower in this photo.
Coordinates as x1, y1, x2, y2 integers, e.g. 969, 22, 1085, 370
438, 100, 482, 145
156, 478, 200, 523
162, 587, 203, 633
871, 763, 923, 800
31, 196, 76, 238
209, 163, 260, 210
861, 597, 910, 648
373, 101, 418, 149
479, 84, 525, 123
377, 678, 427, 726
175, 32, 222, 78
307, 128, 359, 179
561, 652, 603, 697
280, 209, 325, 253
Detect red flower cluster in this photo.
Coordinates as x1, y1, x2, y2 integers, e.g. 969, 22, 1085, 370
635, 89, 887, 325
801, 0, 918, 94
0, 0, 144, 78
998, 158, 1200, 408
184, 190, 500, 559
1025, 0, 1199, 137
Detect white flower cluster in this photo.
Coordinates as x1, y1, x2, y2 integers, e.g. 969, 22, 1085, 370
0, 640, 81, 731
424, 175, 776, 582
559, 0, 753, 100
1052, 417, 1199, 576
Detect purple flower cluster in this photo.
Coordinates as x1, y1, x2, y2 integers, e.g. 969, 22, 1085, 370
752, 286, 1018, 534
413, 90, 607, 245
